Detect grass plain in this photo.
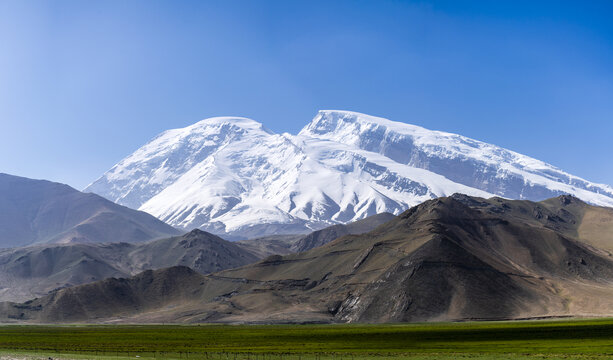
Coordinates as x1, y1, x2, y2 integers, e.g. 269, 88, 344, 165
1, 318, 613, 359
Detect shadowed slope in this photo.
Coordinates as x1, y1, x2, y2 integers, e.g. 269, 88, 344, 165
0, 212, 391, 303
4, 266, 205, 322
0, 229, 258, 302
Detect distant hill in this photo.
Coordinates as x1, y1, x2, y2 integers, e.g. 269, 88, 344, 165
1, 266, 205, 323
237, 212, 396, 257
6, 195, 613, 324
291, 212, 396, 252
0, 213, 392, 303
0, 173, 180, 248
0, 229, 258, 302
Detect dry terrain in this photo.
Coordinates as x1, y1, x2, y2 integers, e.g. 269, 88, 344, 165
2, 194, 613, 323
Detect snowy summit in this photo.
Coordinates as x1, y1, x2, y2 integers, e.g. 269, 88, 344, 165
85, 110, 613, 239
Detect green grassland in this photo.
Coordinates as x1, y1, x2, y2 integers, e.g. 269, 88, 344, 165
1, 318, 613, 359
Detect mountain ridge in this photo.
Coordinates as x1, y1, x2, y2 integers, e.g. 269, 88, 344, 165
5, 194, 613, 324
0, 173, 180, 248
0, 212, 390, 303
85, 110, 613, 238
0, 228, 258, 303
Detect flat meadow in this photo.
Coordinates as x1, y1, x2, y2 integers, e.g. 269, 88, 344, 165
1, 318, 613, 359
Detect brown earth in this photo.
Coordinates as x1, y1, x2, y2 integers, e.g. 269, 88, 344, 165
0, 213, 390, 303
3, 194, 613, 324
0, 229, 257, 302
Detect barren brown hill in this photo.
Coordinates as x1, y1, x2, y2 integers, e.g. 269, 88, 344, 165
0, 229, 258, 303
0, 212, 391, 304
1, 266, 205, 322
4, 194, 613, 324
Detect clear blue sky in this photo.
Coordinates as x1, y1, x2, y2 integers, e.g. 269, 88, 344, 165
1, 0, 612, 190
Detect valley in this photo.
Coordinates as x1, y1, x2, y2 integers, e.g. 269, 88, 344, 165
2, 319, 613, 359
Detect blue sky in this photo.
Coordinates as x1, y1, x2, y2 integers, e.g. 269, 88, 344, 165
1, 0, 612, 190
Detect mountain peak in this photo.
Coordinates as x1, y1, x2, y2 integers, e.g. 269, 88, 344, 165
86, 111, 613, 238
299, 110, 428, 138
190, 116, 272, 135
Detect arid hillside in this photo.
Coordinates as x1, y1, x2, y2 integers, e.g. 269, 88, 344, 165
4, 195, 613, 323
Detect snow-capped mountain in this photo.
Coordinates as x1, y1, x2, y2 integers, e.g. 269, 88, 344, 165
85, 110, 613, 238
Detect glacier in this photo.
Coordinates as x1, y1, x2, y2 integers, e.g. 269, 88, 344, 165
85, 110, 613, 238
